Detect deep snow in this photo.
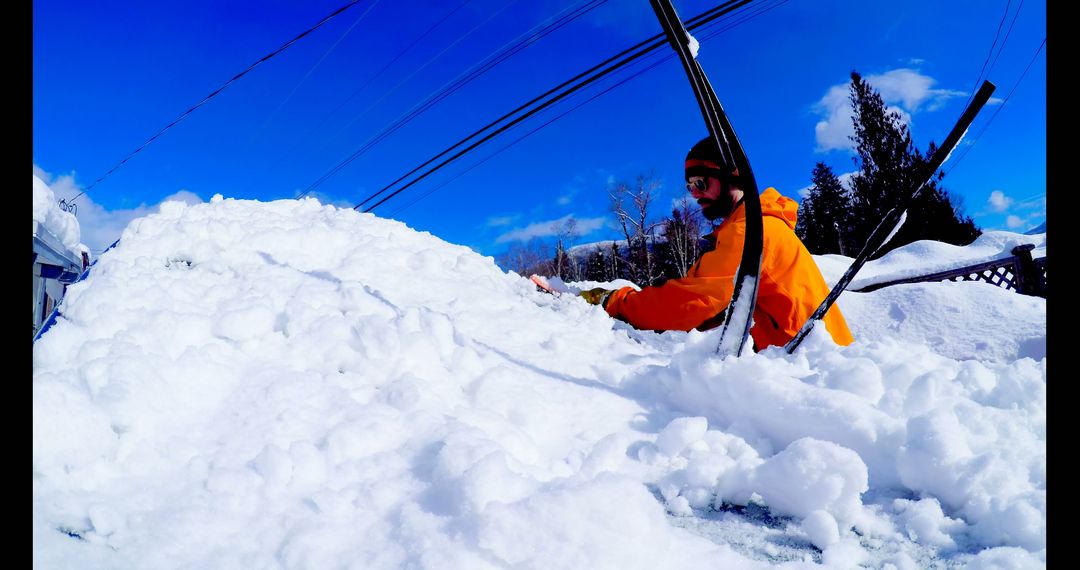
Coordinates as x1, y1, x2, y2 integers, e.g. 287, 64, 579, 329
33, 195, 1045, 569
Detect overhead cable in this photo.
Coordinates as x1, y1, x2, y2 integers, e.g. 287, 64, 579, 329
355, 0, 759, 212
299, 0, 610, 198
944, 37, 1045, 176
388, 0, 794, 215
386, 0, 791, 216
75, 0, 369, 201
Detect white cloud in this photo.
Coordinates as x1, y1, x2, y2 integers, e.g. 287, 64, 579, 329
865, 69, 964, 112
813, 84, 855, 153
812, 69, 965, 152
987, 190, 1014, 212
1006, 215, 1025, 229
484, 215, 515, 228
33, 165, 204, 256
795, 170, 858, 199
976, 192, 1045, 218
495, 214, 607, 244
1014, 194, 1046, 212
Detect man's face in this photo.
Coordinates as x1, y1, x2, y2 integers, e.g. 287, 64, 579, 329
687, 176, 743, 221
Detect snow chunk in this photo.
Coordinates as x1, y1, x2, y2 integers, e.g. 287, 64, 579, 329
753, 438, 868, 527
801, 509, 840, 549
892, 497, 964, 549
475, 474, 752, 568
821, 537, 868, 569
964, 546, 1046, 569
656, 416, 709, 457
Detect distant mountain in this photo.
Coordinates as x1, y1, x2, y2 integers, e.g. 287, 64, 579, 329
1025, 221, 1046, 235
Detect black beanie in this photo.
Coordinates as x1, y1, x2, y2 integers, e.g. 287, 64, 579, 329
684, 136, 738, 181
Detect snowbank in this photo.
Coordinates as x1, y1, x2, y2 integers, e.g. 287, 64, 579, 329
817, 230, 1046, 292
33, 196, 1045, 568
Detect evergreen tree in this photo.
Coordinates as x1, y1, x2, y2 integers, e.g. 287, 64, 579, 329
797, 162, 851, 255
846, 71, 980, 258
582, 246, 607, 281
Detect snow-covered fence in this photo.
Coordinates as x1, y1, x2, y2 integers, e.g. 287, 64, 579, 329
853, 244, 1046, 298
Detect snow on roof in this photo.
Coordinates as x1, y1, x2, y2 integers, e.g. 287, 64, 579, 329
33, 174, 85, 263
33, 196, 1045, 568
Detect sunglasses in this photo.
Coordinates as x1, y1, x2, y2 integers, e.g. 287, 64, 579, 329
685, 177, 708, 193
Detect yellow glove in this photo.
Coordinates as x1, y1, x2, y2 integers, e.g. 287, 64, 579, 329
578, 287, 615, 307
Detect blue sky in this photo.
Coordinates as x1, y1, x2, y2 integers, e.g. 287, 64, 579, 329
33, 0, 1046, 258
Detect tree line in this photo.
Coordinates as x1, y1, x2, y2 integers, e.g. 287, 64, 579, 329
795, 72, 980, 257
499, 71, 981, 283
497, 175, 707, 286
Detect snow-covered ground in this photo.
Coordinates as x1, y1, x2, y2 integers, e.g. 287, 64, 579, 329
33, 196, 1045, 569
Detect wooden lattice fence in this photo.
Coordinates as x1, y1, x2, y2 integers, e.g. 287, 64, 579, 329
852, 244, 1046, 297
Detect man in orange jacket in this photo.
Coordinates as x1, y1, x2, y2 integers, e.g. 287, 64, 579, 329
581, 137, 854, 350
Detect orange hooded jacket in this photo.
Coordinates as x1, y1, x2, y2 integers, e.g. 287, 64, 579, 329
603, 188, 854, 349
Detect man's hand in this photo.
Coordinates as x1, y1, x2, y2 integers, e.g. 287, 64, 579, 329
578, 287, 615, 307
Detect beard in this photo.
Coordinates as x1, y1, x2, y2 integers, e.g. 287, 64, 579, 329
698, 193, 739, 221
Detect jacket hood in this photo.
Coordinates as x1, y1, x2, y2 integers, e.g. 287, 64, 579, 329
759, 188, 798, 230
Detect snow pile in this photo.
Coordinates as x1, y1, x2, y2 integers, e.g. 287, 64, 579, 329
33, 174, 85, 258
837, 230, 1046, 291
632, 325, 1045, 561
813, 231, 1047, 363
838, 280, 1045, 362
33, 196, 1045, 568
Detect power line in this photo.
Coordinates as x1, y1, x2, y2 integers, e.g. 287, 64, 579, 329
962, 0, 1012, 110
332, 0, 526, 139
389, 53, 673, 218
385, 0, 791, 217
244, 0, 474, 200
700, 0, 788, 38
252, 0, 384, 142
74, 0, 368, 201
357, 0, 762, 212
987, 0, 1026, 76
294, 0, 474, 152
946, 36, 1045, 174
299, 0, 610, 198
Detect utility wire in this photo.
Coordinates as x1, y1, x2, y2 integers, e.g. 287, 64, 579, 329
385, 0, 791, 217
299, 0, 473, 147
700, 0, 788, 38
389, 51, 674, 218
74, 0, 368, 201
253, 0, 383, 141
331, 0, 525, 138
987, 0, 1026, 76
356, 0, 759, 212
384, 0, 790, 218
252, 0, 473, 199
962, 0, 1012, 110
946, 36, 1045, 174
299, 0, 609, 198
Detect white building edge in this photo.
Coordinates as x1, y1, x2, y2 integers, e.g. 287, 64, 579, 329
33, 220, 87, 338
